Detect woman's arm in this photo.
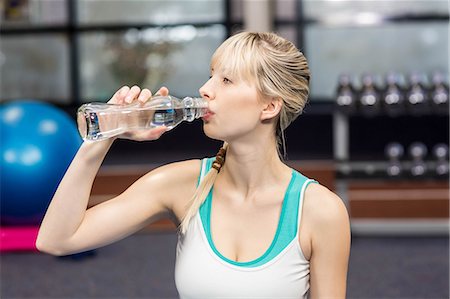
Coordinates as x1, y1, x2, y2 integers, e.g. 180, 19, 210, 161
305, 184, 351, 298
36, 85, 196, 256
36, 139, 112, 255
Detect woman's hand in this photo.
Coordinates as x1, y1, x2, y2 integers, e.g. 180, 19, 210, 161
108, 85, 170, 142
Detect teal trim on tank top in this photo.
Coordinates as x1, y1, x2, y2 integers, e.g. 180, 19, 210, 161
198, 157, 312, 268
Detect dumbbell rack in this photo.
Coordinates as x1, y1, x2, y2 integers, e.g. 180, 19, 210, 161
333, 110, 449, 236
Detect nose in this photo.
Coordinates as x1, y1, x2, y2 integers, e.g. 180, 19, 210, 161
199, 78, 214, 101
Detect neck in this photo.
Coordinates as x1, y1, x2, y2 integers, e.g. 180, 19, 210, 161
218, 138, 291, 197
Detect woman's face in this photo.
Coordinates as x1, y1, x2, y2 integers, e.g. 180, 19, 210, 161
199, 62, 267, 142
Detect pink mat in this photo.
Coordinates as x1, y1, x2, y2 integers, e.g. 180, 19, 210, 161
0, 226, 40, 252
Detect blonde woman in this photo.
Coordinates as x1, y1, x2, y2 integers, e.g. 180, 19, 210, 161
37, 32, 350, 298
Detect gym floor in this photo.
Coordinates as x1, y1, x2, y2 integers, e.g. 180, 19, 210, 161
1, 233, 448, 299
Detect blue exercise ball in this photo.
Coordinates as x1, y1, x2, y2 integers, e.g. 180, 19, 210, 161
0, 101, 82, 225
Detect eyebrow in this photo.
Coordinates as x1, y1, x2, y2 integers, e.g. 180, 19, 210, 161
212, 66, 233, 76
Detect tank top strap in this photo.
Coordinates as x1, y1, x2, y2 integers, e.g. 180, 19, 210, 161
197, 157, 215, 186
273, 170, 307, 251
293, 173, 319, 238
289, 171, 319, 238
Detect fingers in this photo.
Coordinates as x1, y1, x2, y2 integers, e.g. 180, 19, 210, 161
125, 85, 141, 104
109, 85, 170, 105
109, 86, 130, 104
156, 86, 169, 97
138, 89, 152, 103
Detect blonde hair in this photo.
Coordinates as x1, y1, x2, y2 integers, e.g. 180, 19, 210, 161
179, 32, 310, 234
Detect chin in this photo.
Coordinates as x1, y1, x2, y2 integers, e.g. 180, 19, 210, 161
202, 123, 226, 142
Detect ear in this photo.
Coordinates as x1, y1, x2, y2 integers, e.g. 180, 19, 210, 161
261, 97, 282, 121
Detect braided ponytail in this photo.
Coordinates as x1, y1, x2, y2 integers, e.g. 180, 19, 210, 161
179, 142, 228, 234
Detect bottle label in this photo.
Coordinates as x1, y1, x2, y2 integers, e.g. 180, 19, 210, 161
153, 109, 175, 126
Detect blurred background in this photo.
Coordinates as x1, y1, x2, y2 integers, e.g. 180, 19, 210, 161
0, 0, 449, 298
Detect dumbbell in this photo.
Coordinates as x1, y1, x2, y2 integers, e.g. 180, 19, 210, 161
359, 73, 381, 116
336, 73, 357, 114
383, 72, 405, 117
430, 72, 449, 115
409, 142, 428, 177
385, 142, 404, 177
406, 72, 430, 115
432, 143, 449, 176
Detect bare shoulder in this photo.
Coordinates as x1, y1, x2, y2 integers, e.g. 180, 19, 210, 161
303, 183, 350, 232
302, 183, 351, 296
141, 159, 201, 197
144, 159, 201, 184
140, 159, 202, 221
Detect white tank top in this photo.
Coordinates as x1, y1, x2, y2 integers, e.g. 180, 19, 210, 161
175, 158, 317, 299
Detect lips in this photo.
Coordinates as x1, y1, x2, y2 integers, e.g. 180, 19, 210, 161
202, 109, 215, 121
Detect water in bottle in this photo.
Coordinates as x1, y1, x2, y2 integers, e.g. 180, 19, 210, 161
77, 95, 208, 141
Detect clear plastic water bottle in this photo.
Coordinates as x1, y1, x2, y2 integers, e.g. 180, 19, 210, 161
77, 95, 208, 141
